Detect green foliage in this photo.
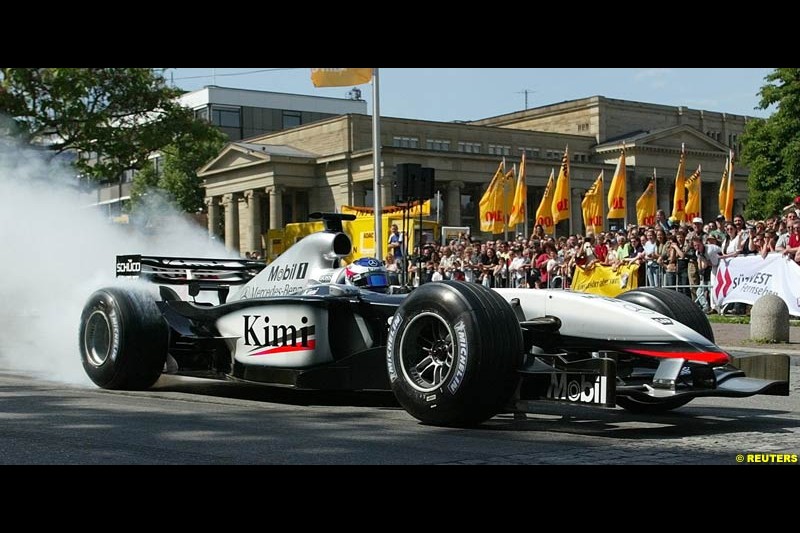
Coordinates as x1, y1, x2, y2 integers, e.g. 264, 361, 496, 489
0, 68, 220, 185
129, 127, 226, 213
707, 314, 750, 325
741, 68, 800, 219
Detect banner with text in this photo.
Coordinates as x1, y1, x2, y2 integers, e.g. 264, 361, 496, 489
716, 253, 800, 316
572, 263, 639, 297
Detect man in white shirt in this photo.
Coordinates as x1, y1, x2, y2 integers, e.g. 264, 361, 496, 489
703, 235, 724, 313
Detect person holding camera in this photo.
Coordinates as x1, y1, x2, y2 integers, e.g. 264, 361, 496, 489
479, 245, 499, 288
662, 234, 684, 293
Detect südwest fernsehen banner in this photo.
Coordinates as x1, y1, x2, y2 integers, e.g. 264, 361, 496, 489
716, 253, 800, 316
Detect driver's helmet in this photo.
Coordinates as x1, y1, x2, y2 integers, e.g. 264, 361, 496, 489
344, 257, 389, 292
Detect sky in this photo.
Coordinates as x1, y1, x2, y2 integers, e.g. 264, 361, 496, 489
166, 68, 776, 122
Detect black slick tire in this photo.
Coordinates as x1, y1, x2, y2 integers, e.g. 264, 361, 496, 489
386, 281, 523, 427
79, 286, 168, 390
616, 287, 712, 414
616, 287, 714, 342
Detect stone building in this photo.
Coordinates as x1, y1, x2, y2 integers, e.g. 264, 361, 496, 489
198, 95, 754, 254
90, 86, 366, 217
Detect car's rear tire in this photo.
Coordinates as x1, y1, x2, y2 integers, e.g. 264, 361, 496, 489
79, 286, 168, 390
386, 281, 523, 427
616, 287, 714, 342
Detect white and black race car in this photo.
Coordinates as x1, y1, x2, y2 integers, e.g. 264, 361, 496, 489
79, 213, 790, 427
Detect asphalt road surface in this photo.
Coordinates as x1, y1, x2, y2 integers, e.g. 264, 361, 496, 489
1, 364, 798, 465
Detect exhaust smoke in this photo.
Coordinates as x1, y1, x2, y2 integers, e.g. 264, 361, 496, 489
0, 137, 232, 385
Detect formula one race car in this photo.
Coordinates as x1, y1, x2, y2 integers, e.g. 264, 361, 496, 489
79, 213, 790, 427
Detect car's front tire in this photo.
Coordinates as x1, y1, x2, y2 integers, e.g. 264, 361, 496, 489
615, 287, 713, 414
617, 287, 714, 342
79, 286, 168, 390
386, 281, 523, 427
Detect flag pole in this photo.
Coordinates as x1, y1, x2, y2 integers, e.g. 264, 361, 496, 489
621, 143, 627, 229
504, 168, 511, 242
698, 164, 703, 220
523, 172, 529, 239
653, 167, 658, 213
503, 163, 517, 242
551, 167, 556, 240
371, 68, 382, 259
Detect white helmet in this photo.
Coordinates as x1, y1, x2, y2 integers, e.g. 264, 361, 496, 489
344, 257, 389, 292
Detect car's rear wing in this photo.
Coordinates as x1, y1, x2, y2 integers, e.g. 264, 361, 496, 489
116, 254, 266, 303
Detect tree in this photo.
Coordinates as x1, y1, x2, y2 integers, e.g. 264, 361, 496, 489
0, 68, 220, 182
741, 68, 800, 218
129, 126, 226, 213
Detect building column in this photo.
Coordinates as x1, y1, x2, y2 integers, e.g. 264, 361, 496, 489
245, 189, 262, 255
339, 183, 352, 209
657, 179, 670, 221
446, 180, 464, 227
571, 188, 583, 235
222, 192, 240, 253
354, 184, 367, 207
205, 196, 221, 240
267, 186, 283, 229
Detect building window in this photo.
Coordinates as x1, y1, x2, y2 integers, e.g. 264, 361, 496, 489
573, 152, 589, 163
488, 144, 511, 156
577, 123, 590, 132
194, 107, 209, 122
282, 111, 302, 129
426, 139, 451, 151
457, 141, 481, 154
211, 106, 241, 128
546, 149, 563, 160
392, 136, 419, 148
519, 147, 540, 159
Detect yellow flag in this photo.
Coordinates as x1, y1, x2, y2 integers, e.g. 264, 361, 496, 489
535, 169, 556, 235
503, 167, 515, 228
551, 147, 570, 225
636, 178, 657, 226
724, 150, 735, 222
684, 165, 702, 222
479, 161, 508, 233
508, 153, 527, 226
718, 157, 730, 222
672, 144, 686, 223
582, 171, 604, 235
607, 148, 627, 219
311, 68, 373, 87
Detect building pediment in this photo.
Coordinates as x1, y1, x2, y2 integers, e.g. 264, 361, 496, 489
199, 143, 270, 175
596, 124, 730, 156
199, 142, 318, 176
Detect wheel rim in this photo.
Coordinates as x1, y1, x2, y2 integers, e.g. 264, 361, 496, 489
398, 312, 455, 393
84, 310, 112, 367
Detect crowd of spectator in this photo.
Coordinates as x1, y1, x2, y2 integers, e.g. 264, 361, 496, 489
394, 196, 800, 315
